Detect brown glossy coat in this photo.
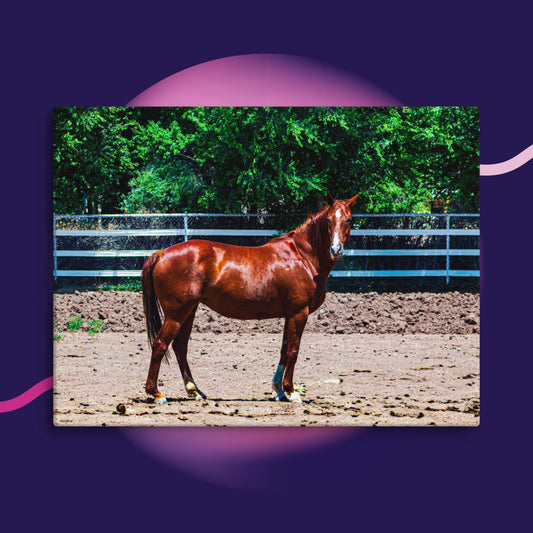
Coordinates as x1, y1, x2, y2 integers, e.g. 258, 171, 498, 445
141, 194, 357, 402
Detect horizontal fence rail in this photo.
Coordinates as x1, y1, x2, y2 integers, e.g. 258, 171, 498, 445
53, 213, 480, 282
55, 228, 479, 237
55, 249, 480, 258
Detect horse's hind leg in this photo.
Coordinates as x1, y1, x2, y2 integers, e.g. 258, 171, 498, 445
145, 318, 181, 404
171, 305, 206, 400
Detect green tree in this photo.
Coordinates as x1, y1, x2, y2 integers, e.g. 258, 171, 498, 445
53, 107, 137, 213
121, 117, 203, 213
53, 106, 479, 215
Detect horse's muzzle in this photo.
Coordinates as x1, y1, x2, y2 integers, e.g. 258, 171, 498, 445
330, 244, 344, 260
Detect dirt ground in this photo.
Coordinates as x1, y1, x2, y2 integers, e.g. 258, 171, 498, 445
53, 291, 479, 427
54, 290, 479, 335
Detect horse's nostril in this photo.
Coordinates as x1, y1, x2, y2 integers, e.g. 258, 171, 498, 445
330, 245, 343, 258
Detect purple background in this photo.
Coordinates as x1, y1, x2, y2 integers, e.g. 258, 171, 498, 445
1, 2, 531, 530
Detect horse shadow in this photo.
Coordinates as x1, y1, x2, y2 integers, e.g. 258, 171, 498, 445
132, 396, 312, 404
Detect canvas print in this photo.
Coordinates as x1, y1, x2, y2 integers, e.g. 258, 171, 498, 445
53, 106, 479, 426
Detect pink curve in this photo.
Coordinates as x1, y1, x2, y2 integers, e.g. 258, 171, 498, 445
480, 143, 533, 175
0, 377, 53, 413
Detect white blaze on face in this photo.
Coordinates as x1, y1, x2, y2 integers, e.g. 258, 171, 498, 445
332, 231, 341, 249
332, 209, 343, 252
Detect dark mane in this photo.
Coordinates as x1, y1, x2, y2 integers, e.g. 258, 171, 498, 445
269, 207, 328, 248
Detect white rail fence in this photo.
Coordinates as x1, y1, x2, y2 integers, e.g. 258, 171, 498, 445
54, 213, 479, 283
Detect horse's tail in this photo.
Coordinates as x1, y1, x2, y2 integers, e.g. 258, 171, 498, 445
141, 251, 166, 360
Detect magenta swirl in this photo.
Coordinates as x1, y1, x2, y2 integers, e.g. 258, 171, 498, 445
0, 377, 53, 413
480, 144, 533, 175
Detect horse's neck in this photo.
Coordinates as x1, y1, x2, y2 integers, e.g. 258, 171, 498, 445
296, 218, 335, 279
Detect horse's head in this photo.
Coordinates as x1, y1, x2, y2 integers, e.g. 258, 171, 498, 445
325, 193, 358, 260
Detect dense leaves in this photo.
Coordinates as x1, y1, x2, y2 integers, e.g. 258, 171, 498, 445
53, 107, 479, 214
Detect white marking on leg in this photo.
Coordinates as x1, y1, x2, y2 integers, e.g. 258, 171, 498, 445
186, 381, 206, 400
287, 391, 302, 403
272, 364, 287, 400
272, 364, 284, 393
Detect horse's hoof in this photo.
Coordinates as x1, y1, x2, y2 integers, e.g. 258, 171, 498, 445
190, 392, 205, 401
186, 382, 207, 400
272, 393, 289, 402
287, 391, 303, 403
155, 396, 168, 405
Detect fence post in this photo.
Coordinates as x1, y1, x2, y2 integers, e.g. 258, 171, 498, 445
446, 214, 450, 284
183, 213, 188, 242
53, 214, 57, 282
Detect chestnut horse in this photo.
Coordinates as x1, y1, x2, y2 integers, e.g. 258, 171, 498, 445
141, 193, 358, 404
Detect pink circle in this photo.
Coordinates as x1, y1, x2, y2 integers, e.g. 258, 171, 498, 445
125, 54, 400, 488
129, 53, 399, 106
126, 426, 358, 489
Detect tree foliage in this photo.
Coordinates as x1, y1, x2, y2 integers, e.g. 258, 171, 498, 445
54, 107, 137, 214
53, 106, 479, 214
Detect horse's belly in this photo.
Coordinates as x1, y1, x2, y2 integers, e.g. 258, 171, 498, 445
202, 292, 286, 320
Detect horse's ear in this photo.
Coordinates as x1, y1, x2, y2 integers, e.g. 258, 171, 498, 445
326, 192, 334, 206
345, 193, 359, 208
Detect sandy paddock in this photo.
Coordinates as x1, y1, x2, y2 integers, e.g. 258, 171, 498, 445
53, 291, 479, 427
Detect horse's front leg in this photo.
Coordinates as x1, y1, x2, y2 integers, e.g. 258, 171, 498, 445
273, 307, 309, 403
272, 321, 288, 401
